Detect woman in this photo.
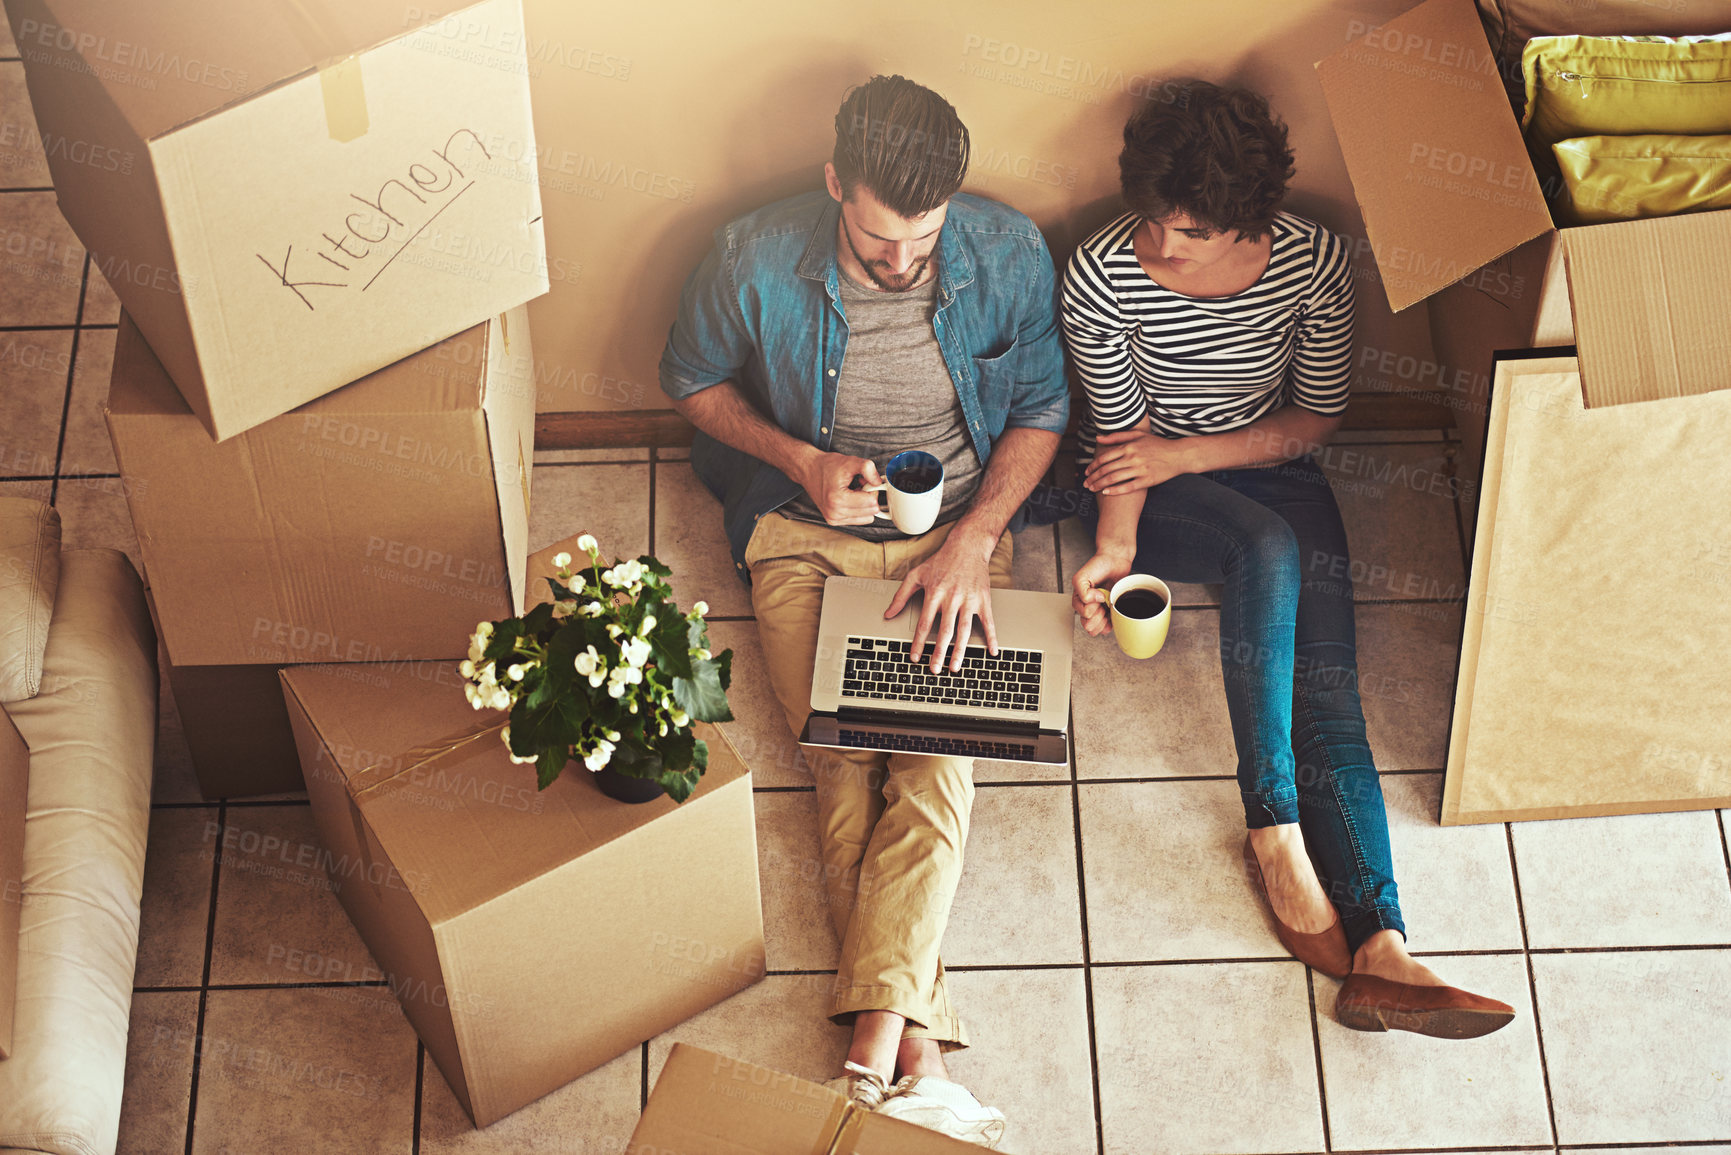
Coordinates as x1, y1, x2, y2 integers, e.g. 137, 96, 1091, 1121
1064, 79, 1512, 1038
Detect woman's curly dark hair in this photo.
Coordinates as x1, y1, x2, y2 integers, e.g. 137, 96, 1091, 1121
1119, 79, 1295, 240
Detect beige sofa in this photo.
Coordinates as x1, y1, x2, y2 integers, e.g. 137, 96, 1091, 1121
0, 498, 158, 1155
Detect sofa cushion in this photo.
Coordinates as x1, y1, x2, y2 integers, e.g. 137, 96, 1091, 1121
1552, 133, 1731, 223
0, 500, 61, 705
1521, 34, 1731, 153
0, 710, 25, 1061
0, 549, 156, 1155
1479, 0, 1731, 67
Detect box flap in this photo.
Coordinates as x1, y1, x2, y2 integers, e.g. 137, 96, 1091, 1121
25, 0, 476, 144
1562, 211, 1731, 408
482, 306, 534, 616
1315, 0, 1552, 311
109, 311, 486, 419
0, 709, 26, 1058
280, 663, 750, 924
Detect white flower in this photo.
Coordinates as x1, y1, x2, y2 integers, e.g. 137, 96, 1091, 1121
658, 719, 668, 737
622, 636, 651, 668
490, 687, 512, 710
467, 636, 485, 664
605, 623, 624, 640
628, 701, 638, 714
603, 559, 645, 590
579, 600, 604, 618
574, 645, 606, 688
552, 551, 571, 569
459, 659, 475, 678
639, 615, 657, 637
463, 683, 482, 709
605, 729, 621, 741
607, 681, 626, 699
670, 707, 690, 728
690, 647, 711, 661
576, 533, 598, 554
692, 600, 709, 617
582, 737, 615, 772
476, 663, 499, 689
507, 664, 525, 682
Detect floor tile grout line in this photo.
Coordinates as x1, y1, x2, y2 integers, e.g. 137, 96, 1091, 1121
640, 1040, 650, 1110
1306, 968, 1334, 1151
412, 1043, 425, 1154
0, 323, 114, 331
1065, 699, 1108, 1155
184, 797, 226, 1155
1506, 823, 1562, 1149
1718, 808, 1731, 893
1448, 439, 1472, 579
0, 185, 54, 192
46, 253, 89, 505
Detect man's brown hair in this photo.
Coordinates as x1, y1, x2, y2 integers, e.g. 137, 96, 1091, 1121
833, 75, 970, 217
1119, 79, 1295, 240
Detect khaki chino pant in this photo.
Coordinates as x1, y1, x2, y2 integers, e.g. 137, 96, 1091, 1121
745, 512, 1014, 1049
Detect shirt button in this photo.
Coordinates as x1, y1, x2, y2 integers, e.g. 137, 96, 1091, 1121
820, 426, 829, 434
827, 369, 836, 377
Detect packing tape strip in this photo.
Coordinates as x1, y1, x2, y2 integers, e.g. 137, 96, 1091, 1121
318, 56, 369, 143
348, 718, 507, 802
821, 1102, 868, 1155
281, 0, 370, 142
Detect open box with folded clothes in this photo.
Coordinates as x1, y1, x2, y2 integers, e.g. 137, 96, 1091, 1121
1315, 0, 1731, 540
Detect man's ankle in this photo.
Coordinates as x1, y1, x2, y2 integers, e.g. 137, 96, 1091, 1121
896, 1036, 949, 1081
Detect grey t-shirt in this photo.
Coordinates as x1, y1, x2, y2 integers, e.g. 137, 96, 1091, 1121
780, 269, 983, 539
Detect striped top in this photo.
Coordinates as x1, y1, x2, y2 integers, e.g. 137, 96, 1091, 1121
1061, 211, 1355, 458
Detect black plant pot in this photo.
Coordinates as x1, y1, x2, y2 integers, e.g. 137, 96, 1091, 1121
594, 766, 664, 804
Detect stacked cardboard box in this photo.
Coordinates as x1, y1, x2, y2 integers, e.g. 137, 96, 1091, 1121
11, 0, 552, 798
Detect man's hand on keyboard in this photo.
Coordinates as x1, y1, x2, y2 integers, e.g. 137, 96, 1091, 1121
884, 534, 998, 673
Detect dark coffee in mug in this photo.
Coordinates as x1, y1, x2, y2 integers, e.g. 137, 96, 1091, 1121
891, 464, 942, 494
1113, 588, 1167, 619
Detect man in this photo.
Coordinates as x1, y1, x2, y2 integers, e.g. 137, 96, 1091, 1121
659, 75, 1067, 1146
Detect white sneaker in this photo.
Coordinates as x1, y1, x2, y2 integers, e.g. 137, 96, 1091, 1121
878, 1075, 1007, 1148
824, 1060, 892, 1111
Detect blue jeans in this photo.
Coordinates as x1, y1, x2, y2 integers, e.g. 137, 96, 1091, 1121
1085, 455, 1404, 949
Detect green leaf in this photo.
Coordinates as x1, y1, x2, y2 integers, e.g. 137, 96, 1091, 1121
521, 602, 556, 637
656, 765, 700, 804
609, 741, 663, 781
534, 747, 568, 791
659, 727, 697, 773
650, 616, 694, 681
639, 555, 672, 580
544, 576, 574, 603
673, 658, 733, 723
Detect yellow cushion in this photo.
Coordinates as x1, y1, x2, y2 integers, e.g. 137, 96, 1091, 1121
1522, 35, 1731, 153
1552, 134, 1731, 223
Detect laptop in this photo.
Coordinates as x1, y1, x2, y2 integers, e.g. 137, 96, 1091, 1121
800, 576, 1073, 764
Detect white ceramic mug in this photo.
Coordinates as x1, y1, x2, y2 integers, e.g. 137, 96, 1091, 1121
868, 450, 945, 535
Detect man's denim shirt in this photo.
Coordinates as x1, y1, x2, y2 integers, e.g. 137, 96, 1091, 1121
658, 190, 1070, 582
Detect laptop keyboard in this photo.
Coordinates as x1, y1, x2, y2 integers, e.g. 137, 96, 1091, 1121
838, 728, 1036, 760
841, 636, 1042, 713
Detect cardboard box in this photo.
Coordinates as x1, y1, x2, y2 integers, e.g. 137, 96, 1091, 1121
630, 1044, 986, 1154
108, 306, 533, 668
9, 0, 548, 439
280, 662, 765, 1127
147, 589, 302, 799
1316, 0, 1731, 408
1444, 353, 1731, 822
0, 709, 26, 1059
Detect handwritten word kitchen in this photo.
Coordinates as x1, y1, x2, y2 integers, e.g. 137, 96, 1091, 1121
256, 127, 496, 309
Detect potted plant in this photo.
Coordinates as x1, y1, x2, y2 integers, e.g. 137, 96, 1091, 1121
459, 534, 733, 803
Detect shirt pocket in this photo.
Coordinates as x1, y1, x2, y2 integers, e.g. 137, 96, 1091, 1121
971, 339, 1021, 419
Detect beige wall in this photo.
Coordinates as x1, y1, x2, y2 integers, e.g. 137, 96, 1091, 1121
523, 0, 1435, 414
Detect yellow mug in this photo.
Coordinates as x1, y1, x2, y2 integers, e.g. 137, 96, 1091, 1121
1108, 574, 1172, 659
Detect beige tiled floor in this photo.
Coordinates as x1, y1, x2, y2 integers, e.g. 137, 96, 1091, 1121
3, 183, 1729, 1155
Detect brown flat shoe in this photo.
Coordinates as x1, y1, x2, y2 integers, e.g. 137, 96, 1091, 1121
1335, 972, 1516, 1039
1243, 835, 1352, 979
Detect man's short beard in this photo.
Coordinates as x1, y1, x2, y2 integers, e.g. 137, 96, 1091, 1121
841, 214, 932, 292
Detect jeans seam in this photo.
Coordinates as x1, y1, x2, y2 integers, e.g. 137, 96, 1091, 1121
1293, 676, 1383, 920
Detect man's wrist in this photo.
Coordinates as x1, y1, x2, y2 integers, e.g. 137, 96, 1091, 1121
945, 516, 1002, 563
